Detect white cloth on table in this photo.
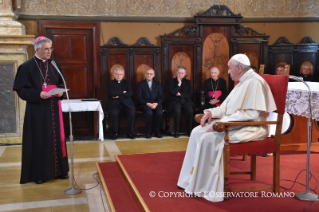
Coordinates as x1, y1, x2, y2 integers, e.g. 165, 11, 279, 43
61, 99, 104, 141
285, 82, 319, 121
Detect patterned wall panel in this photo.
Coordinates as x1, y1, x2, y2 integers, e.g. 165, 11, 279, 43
0, 62, 19, 136
202, 32, 229, 88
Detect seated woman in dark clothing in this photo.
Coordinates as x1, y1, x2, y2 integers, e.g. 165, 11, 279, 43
299, 61, 315, 82
203, 67, 228, 110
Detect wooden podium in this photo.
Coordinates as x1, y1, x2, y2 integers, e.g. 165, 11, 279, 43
280, 115, 319, 151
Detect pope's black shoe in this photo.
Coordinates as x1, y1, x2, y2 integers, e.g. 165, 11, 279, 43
35, 180, 46, 184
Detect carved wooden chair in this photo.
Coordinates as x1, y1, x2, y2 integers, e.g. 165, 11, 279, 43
259, 64, 265, 74
284, 64, 290, 76
195, 74, 289, 195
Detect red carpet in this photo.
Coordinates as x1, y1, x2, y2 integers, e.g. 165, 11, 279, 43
97, 162, 139, 212
99, 151, 319, 212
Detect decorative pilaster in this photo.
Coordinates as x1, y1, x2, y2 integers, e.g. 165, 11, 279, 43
0, 0, 25, 35
0, 0, 34, 144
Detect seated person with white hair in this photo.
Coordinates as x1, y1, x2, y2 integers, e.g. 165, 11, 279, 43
202, 67, 228, 110
107, 68, 136, 140
299, 62, 314, 82
177, 54, 276, 202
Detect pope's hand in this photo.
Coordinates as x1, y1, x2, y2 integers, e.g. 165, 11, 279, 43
206, 127, 214, 133
200, 111, 212, 127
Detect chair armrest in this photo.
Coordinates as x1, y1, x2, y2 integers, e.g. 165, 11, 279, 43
213, 121, 278, 132
194, 114, 204, 123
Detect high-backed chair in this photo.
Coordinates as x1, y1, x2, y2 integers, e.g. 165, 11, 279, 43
195, 74, 289, 195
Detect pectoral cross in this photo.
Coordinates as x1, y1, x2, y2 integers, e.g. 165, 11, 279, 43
43, 82, 47, 88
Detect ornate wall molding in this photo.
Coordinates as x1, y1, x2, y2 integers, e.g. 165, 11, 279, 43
236, 25, 265, 36
272, 36, 318, 45
103, 37, 127, 46
197, 5, 240, 17
273, 37, 293, 45
165, 26, 198, 36
133, 37, 154, 46
15, 1, 319, 19
298, 36, 318, 45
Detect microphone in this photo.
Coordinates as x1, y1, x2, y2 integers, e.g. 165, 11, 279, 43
51, 60, 81, 195
51, 60, 68, 93
51, 60, 63, 79
288, 75, 303, 82
51, 60, 70, 105
51, 60, 70, 103
288, 79, 315, 201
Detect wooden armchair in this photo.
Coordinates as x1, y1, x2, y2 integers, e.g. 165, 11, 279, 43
195, 74, 289, 195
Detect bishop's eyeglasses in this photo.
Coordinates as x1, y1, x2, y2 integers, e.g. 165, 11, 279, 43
41, 47, 54, 52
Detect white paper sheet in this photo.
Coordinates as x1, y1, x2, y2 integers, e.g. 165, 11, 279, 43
47, 88, 69, 96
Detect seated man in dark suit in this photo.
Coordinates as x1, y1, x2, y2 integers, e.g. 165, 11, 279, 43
107, 68, 135, 140
137, 68, 163, 139
167, 66, 195, 138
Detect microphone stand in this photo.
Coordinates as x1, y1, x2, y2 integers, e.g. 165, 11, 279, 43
289, 76, 318, 201
51, 61, 81, 195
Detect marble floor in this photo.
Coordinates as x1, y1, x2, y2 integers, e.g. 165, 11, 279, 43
0, 136, 188, 212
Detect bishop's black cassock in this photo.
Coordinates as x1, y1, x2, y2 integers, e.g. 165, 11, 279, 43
13, 56, 69, 184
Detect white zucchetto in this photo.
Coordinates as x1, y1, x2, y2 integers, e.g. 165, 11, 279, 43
231, 53, 250, 66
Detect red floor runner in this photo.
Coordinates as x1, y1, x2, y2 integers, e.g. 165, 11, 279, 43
98, 162, 139, 212
116, 151, 319, 212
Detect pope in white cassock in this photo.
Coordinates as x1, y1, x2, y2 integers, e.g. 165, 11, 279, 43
177, 54, 277, 202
